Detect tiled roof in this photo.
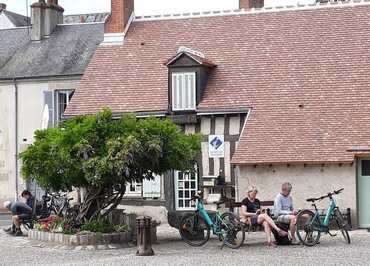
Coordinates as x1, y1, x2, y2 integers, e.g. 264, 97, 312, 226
66, 2, 370, 164
2, 10, 30, 27
0, 23, 104, 79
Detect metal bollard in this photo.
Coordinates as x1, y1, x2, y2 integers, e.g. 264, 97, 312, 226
136, 216, 154, 256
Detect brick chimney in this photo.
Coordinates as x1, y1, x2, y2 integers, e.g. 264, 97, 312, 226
0, 3, 6, 12
31, 0, 64, 41
105, 0, 134, 34
239, 0, 264, 9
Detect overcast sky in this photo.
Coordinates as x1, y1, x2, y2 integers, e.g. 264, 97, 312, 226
3, 0, 315, 16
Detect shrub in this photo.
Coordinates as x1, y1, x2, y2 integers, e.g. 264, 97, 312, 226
80, 217, 115, 233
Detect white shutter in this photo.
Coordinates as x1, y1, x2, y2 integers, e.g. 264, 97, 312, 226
143, 175, 161, 198
43, 91, 54, 128
171, 72, 196, 111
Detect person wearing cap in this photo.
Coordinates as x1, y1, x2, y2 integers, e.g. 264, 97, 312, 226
3, 196, 33, 236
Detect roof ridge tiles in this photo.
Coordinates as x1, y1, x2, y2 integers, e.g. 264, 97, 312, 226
135, 0, 370, 22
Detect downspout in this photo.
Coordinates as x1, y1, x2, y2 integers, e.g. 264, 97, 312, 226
13, 78, 19, 201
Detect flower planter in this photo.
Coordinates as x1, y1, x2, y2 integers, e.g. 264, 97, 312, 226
28, 230, 133, 247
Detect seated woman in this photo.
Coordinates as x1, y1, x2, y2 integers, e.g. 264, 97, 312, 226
240, 186, 288, 247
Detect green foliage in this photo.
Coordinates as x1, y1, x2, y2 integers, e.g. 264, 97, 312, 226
80, 217, 115, 233
20, 108, 201, 191
113, 224, 130, 233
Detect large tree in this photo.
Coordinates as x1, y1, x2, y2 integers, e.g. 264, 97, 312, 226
20, 109, 200, 222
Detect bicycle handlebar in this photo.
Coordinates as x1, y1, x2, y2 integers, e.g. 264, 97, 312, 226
306, 188, 344, 202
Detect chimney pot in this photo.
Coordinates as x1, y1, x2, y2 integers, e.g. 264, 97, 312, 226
106, 0, 134, 34
239, 0, 264, 9
0, 3, 6, 11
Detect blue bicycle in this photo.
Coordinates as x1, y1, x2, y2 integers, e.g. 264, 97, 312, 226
296, 188, 350, 246
179, 194, 245, 249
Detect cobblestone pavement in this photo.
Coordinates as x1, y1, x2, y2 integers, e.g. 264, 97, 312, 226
0, 224, 369, 266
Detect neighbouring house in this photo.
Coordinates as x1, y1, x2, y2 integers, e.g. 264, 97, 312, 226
66, 0, 370, 229
0, 0, 104, 206
0, 3, 30, 29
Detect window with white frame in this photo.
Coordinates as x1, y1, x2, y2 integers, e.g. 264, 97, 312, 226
57, 90, 74, 122
175, 170, 198, 210
125, 181, 142, 197
124, 176, 161, 198
172, 72, 196, 111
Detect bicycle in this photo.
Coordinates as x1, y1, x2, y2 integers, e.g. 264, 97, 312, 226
296, 188, 350, 246
179, 194, 245, 249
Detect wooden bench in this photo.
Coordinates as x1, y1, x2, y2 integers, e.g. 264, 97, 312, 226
225, 200, 352, 230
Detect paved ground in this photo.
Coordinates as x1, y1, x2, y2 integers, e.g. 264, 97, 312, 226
0, 223, 369, 266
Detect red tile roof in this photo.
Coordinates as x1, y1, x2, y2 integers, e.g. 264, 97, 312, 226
66, 3, 370, 164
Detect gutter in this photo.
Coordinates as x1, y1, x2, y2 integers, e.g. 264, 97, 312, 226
13, 78, 19, 201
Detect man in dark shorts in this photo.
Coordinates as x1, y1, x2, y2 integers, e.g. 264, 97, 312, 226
3, 200, 32, 236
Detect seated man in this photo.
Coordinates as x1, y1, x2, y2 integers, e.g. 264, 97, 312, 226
274, 182, 298, 244
3, 200, 32, 236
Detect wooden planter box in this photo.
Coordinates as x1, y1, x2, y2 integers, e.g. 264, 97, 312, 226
28, 230, 133, 246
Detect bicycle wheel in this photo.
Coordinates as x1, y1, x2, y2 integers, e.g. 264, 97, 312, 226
333, 209, 350, 244
220, 212, 245, 249
179, 213, 210, 246
296, 209, 321, 246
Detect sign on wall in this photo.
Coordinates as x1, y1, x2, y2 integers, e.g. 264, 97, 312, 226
208, 135, 224, 158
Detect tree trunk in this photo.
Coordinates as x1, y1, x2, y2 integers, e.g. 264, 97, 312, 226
77, 185, 126, 224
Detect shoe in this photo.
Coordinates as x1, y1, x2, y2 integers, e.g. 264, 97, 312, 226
290, 238, 300, 245
3, 227, 12, 233
267, 241, 277, 248
14, 230, 23, 237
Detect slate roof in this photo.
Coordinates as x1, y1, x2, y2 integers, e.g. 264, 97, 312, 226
0, 23, 104, 80
66, 2, 370, 164
2, 10, 30, 27
63, 13, 109, 24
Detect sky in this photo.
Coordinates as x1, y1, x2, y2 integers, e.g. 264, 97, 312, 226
3, 0, 315, 16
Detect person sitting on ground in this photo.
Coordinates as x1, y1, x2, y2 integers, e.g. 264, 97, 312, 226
240, 185, 288, 247
3, 199, 32, 236
274, 182, 298, 244
3, 190, 35, 235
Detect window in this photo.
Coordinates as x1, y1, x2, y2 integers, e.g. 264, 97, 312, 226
124, 176, 161, 198
361, 160, 370, 176
175, 170, 198, 210
125, 181, 142, 197
172, 72, 196, 111
57, 90, 74, 122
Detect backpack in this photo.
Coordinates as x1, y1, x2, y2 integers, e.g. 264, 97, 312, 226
272, 222, 291, 245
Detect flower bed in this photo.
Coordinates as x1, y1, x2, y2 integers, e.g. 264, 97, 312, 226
28, 216, 133, 246
28, 229, 132, 246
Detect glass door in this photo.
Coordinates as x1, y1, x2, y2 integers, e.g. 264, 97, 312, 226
174, 170, 198, 211
358, 159, 370, 228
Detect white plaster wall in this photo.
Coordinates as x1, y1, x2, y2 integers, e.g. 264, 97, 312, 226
237, 164, 357, 224
118, 205, 168, 224
0, 84, 14, 203
0, 79, 79, 205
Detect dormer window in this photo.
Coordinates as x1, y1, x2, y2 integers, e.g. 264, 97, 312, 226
172, 72, 196, 111
166, 47, 216, 113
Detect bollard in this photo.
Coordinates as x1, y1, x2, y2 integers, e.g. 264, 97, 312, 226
136, 216, 154, 256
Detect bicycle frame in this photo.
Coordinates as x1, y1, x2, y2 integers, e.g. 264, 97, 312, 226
310, 197, 337, 231
196, 199, 225, 235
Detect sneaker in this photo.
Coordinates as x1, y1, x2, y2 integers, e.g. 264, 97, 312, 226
3, 227, 13, 233
14, 230, 23, 237
290, 238, 300, 245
